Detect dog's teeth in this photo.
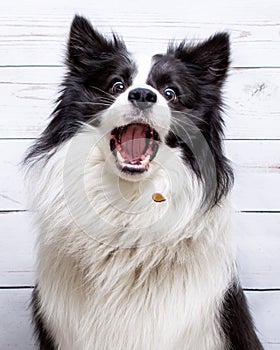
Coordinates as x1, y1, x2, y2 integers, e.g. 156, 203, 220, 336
140, 154, 151, 166
116, 151, 125, 163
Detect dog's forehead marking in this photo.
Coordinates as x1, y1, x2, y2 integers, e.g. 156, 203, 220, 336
132, 54, 153, 87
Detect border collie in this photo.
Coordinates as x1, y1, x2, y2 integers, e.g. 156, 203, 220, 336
24, 15, 264, 350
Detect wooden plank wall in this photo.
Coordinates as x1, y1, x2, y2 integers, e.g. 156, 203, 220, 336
0, 0, 279, 348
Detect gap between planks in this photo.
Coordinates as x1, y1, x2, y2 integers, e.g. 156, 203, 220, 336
1, 286, 280, 292
1, 138, 280, 142
0, 65, 280, 69
2, 210, 280, 214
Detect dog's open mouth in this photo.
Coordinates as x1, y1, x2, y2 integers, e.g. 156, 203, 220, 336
110, 123, 160, 173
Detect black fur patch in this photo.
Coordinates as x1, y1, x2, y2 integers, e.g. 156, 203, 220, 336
147, 34, 233, 206
24, 15, 136, 163
221, 283, 264, 349
31, 286, 56, 350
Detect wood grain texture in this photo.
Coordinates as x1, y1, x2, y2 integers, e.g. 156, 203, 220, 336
0, 67, 279, 139
0, 288, 278, 350
0, 212, 34, 286
226, 140, 280, 212
247, 291, 280, 349
1, 211, 279, 289
235, 213, 280, 289
0, 0, 279, 67
0, 289, 34, 350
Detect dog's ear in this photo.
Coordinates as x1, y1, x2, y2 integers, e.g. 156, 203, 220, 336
152, 54, 163, 64
67, 15, 125, 70
174, 33, 230, 86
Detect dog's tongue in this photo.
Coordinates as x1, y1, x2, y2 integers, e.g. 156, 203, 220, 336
121, 124, 149, 162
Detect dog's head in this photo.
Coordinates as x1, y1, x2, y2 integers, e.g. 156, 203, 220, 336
26, 15, 233, 217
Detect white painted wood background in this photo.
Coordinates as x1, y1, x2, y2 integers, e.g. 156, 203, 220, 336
0, 0, 279, 348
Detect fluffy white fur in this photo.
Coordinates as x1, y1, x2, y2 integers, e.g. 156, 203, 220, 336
26, 63, 237, 349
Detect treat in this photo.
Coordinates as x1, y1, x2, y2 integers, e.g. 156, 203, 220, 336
152, 193, 166, 202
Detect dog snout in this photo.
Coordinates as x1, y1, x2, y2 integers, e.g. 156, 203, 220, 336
128, 88, 157, 110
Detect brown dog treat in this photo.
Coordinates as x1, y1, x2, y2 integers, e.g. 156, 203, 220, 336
152, 193, 166, 202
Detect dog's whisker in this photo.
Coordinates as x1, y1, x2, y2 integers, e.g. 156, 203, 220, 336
170, 118, 194, 148
88, 85, 117, 100
171, 115, 197, 128
73, 101, 113, 107
172, 110, 207, 124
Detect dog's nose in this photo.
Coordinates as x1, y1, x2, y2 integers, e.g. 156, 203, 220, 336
128, 88, 157, 110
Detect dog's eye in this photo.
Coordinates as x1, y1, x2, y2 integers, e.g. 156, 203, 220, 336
163, 88, 177, 102
111, 81, 126, 94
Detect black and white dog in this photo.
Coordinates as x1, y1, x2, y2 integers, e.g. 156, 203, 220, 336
25, 15, 263, 350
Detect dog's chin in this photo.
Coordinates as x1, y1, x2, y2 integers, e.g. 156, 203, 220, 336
109, 122, 160, 182
116, 168, 152, 182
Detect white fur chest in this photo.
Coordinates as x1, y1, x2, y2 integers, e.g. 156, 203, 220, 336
38, 241, 229, 350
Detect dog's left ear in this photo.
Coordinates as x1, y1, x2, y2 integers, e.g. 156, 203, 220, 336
175, 33, 230, 86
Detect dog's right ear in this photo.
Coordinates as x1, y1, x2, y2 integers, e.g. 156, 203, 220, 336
67, 15, 107, 68
67, 15, 121, 70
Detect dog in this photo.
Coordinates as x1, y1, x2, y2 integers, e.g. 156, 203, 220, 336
24, 15, 264, 350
